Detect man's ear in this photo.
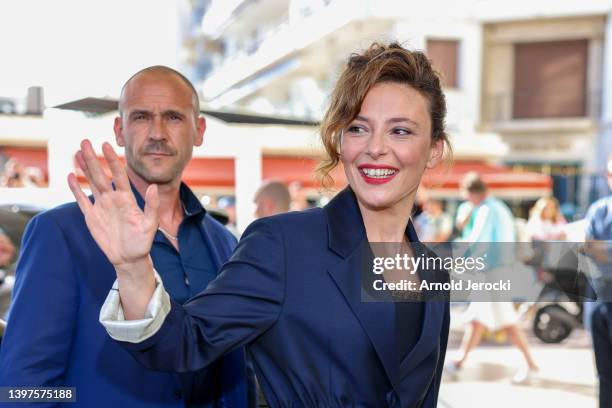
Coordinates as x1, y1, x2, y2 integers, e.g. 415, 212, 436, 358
114, 116, 125, 147
426, 138, 444, 169
195, 116, 206, 147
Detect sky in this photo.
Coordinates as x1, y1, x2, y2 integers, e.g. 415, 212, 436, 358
0, 0, 181, 107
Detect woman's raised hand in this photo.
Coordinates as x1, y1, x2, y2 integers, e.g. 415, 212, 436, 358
67, 140, 158, 318
68, 140, 159, 267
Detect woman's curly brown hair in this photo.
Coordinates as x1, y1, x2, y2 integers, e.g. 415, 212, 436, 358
316, 42, 452, 188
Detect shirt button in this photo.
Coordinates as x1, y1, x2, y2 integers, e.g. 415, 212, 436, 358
184, 276, 190, 286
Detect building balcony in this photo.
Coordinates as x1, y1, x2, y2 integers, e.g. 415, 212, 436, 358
200, 0, 255, 38
202, 0, 371, 101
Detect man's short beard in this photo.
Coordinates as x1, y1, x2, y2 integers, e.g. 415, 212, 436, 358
128, 153, 185, 185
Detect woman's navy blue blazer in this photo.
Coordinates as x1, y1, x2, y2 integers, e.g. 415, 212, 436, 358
120, 188, 450, 407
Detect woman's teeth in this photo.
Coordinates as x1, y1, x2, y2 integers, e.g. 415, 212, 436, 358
361, 168, 397, 178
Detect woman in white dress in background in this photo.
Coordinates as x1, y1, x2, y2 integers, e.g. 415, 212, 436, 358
450, 172, 539, 384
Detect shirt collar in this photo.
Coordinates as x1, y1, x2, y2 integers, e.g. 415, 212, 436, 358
130, 181, 206, 220
179, 182, 206, 219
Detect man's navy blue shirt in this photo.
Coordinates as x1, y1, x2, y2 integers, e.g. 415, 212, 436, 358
133, 183, 217, 303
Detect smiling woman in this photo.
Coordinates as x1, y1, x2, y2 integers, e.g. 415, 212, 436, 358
70, 42, 452, 408
340, 83, 441, 219
318, 43, 451, 186
318, 43, 452, 242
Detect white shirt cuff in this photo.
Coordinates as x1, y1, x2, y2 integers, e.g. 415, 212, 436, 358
99, 271, 171, 343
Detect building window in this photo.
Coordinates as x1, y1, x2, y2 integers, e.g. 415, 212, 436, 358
513, 39, 588, 119
426, 39, 459, 88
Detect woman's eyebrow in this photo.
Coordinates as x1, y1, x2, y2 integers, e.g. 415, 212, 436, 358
387, 117, 419, 127
354, 115, 419, 128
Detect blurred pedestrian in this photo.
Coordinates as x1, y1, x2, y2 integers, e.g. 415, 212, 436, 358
1, 159, 27, 187
584, 155, 612, 408
455, 200, 474, 240
449, 172, 539, 384
526, 196, 567, 241
288, 181, 311, 211
254, 180, 291, 219
217, 196, 239, 238
0, 159, 45, 188
414, 195, 452, 242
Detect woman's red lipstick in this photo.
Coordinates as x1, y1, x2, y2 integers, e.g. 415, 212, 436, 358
357, 164, 399, 185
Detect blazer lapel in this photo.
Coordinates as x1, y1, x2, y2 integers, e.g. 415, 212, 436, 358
399, 224, 447, 377
328, 249, 401, 395
398, 301, 443, 376
325, 188, 401, 394
324, 189, 448, 390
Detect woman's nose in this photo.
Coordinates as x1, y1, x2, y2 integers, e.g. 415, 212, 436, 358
366, 131, 387, 158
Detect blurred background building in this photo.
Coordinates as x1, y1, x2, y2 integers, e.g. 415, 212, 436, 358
1, 0, 611, 230
179, 0, 612, 221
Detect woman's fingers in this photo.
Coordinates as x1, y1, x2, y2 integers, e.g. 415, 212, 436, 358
102, 142, 131, 192
80, 139, 112, 194
75, 150, 102, 198
67, 140, 155, 268
67, 172, 94, 216
143, 183, 160, 232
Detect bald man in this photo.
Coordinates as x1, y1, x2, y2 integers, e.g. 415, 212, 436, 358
254, 181, 291, 219
0, 67, 251, 408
